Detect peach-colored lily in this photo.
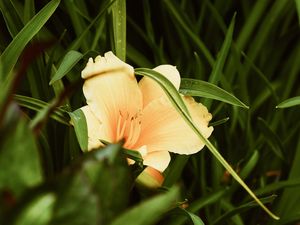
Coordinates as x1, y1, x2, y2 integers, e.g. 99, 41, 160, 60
80, 51, 213, 172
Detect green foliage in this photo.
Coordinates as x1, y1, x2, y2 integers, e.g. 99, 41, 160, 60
49, 50, 83, 85
180, 79, 248, 108
1, 0, 300, 224
69, 109, 88, 152
0, 0, 60, 80
0, 104, 43, 198
276, 96, 300, 108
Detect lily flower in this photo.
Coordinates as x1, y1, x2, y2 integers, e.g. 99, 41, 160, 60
80, 51, 213, 172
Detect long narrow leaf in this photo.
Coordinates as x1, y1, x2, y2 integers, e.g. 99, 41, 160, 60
110, 187, 179, 225
68, 0, 115, 51
14, 94, 70, 125
135, 68, 279, 220
205, 14, 235, 108
111, 0, 126, 61
276, 96, 300, 108
0, 0, 60, 80
296, 0, 300, 24
208, 14, 235, 85
180, 78, 249, 108
163, 0, 214, 66
49, 50, 83, 85
69, 108, 88, 152
212, 196, 277, 225
181, 209, 205, 225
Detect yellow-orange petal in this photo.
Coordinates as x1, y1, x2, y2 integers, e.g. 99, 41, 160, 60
135, 96, 213, 155
136, 166, 164, 188
143, 151, 171, 172
82, 61, 143, 143
80, 106, 111, 150
139, 65, 181, 107
81, 51, 134, 79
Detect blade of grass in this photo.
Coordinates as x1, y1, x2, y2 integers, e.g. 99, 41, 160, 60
24, 0, 35, 22
180, 209, 205, 225
254, 178, 300, 197
180, 78, 249, 108
168, 189, 227, 225
111, 0, 126, 61
69, 108, 88, 152
0, 0, 60, 81
241, 51, 279, 102
257, 117, 285, 161
135, 68, 279, 220
0, 0, 24, 37
213, 196, 277, 225
208, 14, 235, 85
14, 94, 70, 125
64, 0, 90, 51
229, 150, 259, 193
110, 187, 179, 225
210, 117, 230, 127
68, 0, 115, 51
49, 50, 83, 85
276, 96, 300, 108
295, 0, 300, 24
201, 0, 227, 34
163, 0, 214, 66
205, 13, 235, 108
163, 155, 190, 187
29, 81, 80, 135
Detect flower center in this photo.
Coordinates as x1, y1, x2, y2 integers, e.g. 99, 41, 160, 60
116, 110, 142, 148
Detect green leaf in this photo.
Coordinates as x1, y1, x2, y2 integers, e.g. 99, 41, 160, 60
24, 0, 36, 23
100, 139, 143, 163
14, 194, 56, 225
163, 0, 214, 66
135, 68, 278, 220
0, 0, 24, 37
180, 78, 249, 108
295, 0, 300, 24
210, 117, 230, 127
163, 155, 189, 187
212, 195, 277, 225
111, 0, 126, 61
123, 149, 143, 163
68, 0, 114, 51
135, 68, 190, 115
205, 14, 235, 109
69, 108, 88, 152
84, 144, 131, 224
0, 0, 60, 80
49, 50, 83, 85
110, 187, 179, 225
208, 14, 235, 85
276, 96, 300, 108
257, 117, 284, 160
51, 143, 131, 225
230, 150, 259, 193
189, 189, 227, 212
14, 94, 70, 125
168, 190, 227, 225
0, 103, 43, 197
254, 178, 300, 197
181, 209, 205, 225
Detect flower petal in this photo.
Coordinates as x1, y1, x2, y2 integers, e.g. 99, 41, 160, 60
135, 96, 213, 155
82, 53, 143, 143
136, 166, 164, 188
143, 151, 171, 172
82, 51, 133, 79
139, 65, 181, 106
81, 106, 110, 150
